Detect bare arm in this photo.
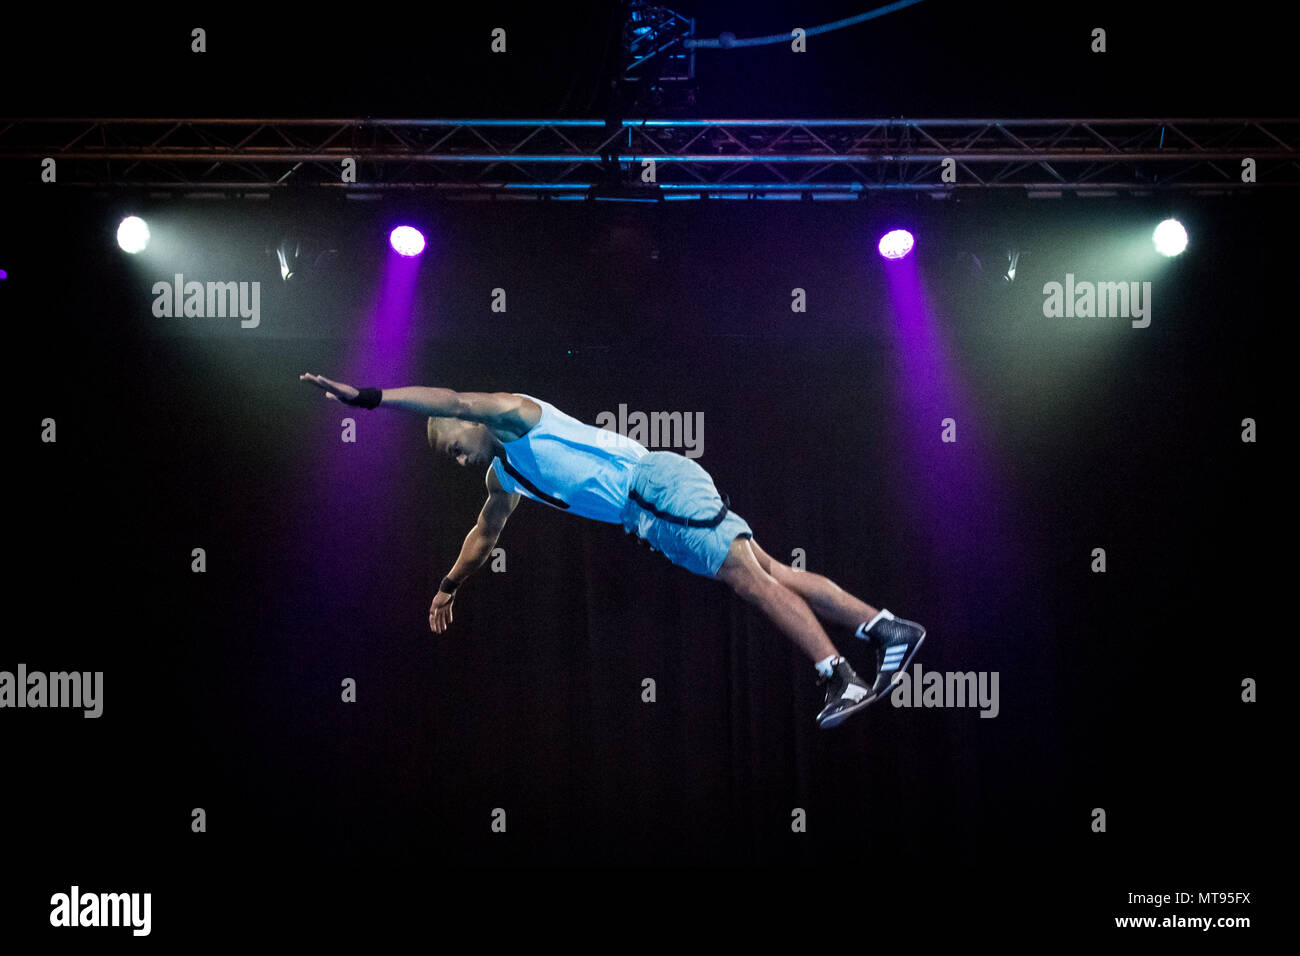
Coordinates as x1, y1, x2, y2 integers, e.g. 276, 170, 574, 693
300, 374, 526, 428
446, 490, 519, 581
429, 467, 522, 634
380, 387, 525, 426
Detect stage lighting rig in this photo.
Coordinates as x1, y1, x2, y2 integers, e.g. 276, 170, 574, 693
270, 236, 338, 284
620, 2, 698, 114
1004, 248, 1021, 283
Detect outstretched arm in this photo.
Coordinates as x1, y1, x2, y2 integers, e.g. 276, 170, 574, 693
381, 386, 522, 424
429, 467, 521, 634
299, 373, 523, 426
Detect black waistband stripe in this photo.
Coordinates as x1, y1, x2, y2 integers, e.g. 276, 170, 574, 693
627, 488, 731, 528
497, 454, 570, 510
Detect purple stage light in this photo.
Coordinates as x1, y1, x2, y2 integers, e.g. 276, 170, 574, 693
878, 229, 914, 260
389, 226, 426, 257
0, 269, 7, 279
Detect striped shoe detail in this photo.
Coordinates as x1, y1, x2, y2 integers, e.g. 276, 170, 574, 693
881, 646, 910, 671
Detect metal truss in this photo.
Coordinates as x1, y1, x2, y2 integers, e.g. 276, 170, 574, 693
1, 117, 1297, 197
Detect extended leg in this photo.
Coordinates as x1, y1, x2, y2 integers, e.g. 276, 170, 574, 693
744, 538, 929, 701
714, 536, 838, 663
745, 539, 879, 630
716, 536, 883, 728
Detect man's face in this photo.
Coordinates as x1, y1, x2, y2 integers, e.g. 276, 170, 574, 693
441, 423, 490, 467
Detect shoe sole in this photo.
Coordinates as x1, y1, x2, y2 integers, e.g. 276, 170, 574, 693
817, 689, 887, 729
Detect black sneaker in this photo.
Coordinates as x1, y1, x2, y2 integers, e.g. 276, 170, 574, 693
815, 658, 878, 729
860, 610, 927, 699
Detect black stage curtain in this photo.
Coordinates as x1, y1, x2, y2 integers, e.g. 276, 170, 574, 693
5, 194, 1277, 929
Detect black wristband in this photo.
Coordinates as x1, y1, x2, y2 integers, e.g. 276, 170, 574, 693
439, 576, 461, 595
345, 387, 383, 409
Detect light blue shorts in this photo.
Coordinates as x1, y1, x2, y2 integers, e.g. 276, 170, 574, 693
620, 451, 754, 579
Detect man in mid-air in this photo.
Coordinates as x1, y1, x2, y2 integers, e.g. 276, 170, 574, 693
300, 373, 926, 728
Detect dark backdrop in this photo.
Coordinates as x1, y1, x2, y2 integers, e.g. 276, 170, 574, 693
1, 190, 1279, 934
1, 1, 1293, 119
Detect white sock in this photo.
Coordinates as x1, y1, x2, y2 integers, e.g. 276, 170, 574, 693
814, 654, 841, 677
855, 608, 895, 640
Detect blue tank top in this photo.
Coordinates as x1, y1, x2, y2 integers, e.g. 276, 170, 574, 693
490, 393, 649, 523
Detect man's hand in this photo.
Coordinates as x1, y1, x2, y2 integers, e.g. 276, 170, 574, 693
429, 590, 455, 634
299, 372, 360, 404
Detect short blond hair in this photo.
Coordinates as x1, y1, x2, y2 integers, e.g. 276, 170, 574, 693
426, 415, 458, 449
